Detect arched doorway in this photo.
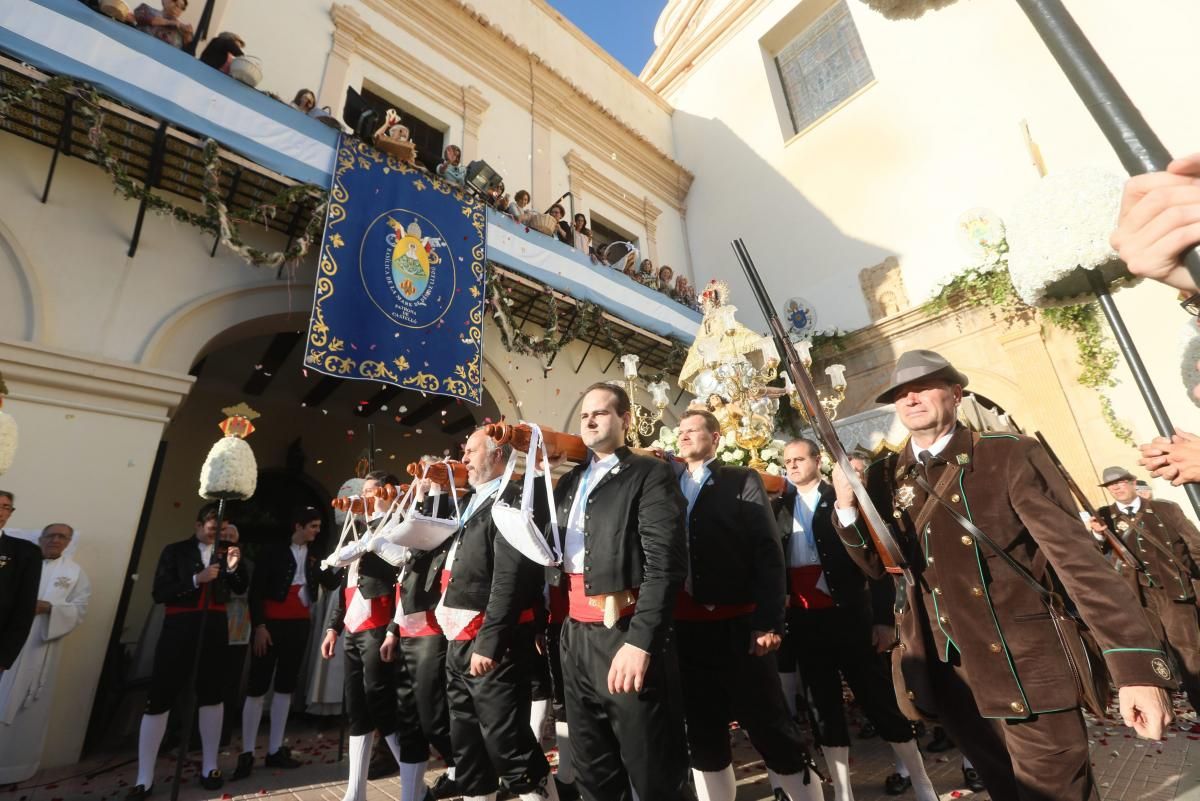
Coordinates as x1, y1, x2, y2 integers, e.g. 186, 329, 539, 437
85, 316, 504, 751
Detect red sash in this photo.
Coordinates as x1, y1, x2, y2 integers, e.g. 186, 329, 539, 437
394, 585, 442, 637
565, 573, 637, 624
342, 587, 395, 633
788, 566, 834, 610
437, 570, 536, 641
673, 590, 755, 621
263, 584, 309, 620
165, 584, 225, 615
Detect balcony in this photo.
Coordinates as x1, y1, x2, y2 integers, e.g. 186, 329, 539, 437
0, 0, 699, 370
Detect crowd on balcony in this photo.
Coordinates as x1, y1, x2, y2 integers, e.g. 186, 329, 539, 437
77, 0, 700, 314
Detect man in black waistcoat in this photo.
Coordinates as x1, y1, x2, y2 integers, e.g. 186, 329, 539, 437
319, 471, 419, 801
545, 382, 689, 801
128, 503, 247, 799
774, 439, 936, 801
672, 411, 821, 801
0, 491, 41, 677
234, 506, 339, 779
424, 428, 558, 799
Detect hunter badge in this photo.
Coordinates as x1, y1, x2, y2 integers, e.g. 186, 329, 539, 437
1117, 520, 1130, 532
955, 453, 969, 465
896, 484, 916, 512
1151, 657, 1172, 681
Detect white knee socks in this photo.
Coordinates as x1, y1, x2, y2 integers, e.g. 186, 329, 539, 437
197, 703, 223, 776
530, 698, 550, 743
692, 766, 736, 801
890, 739, 937, 801
242, 695, 265, 755
779, 671, 800, 718
268, 693, 292, 754
343, 733, 374, 801
136, 711, 169, 789
398, 759, 428, 801
823, 745, 853, 801
553, 720, 575, 784
769, 767, 825, 801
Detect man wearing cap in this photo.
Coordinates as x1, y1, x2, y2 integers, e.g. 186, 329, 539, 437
831, 349, 1174, 801
1094, 466, 1200, 713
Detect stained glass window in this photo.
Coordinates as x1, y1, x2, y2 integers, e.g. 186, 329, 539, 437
775, 1, 873, 134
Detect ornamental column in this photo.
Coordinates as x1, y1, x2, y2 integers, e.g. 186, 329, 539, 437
461, 85, 489, 163
321, 4, 369, 120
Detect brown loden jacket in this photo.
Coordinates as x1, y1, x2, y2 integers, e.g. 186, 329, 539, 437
1102, 499, 1200, 603
833, 425, 1173, 720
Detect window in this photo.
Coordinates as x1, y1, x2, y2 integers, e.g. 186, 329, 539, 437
588, 214, 638, 263
774, 1, 873, 134
359, 86, 446, 171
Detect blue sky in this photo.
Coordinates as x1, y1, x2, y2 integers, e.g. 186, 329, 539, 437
546, 0, 669, 74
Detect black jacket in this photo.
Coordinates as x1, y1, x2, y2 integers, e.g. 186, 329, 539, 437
675, 461, 786, 635
395, 491, 460, 616
0, 532, 42, 670
249, 541, 340, 627
773, 482, 894, 625
326, 520, 399, 634
152, 536, 249, 609
546, 448, 687, 654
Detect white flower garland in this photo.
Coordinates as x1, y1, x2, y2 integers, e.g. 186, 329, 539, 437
0, 409, 16, 475
1179, 318, 1200, 408
858, 0, 959, 21
200, 436, 258, 500
1006, 168, 1128, 308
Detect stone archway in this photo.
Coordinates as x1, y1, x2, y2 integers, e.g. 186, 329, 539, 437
0, 216, 45, 341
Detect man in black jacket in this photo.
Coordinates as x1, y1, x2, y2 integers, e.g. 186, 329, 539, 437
235, 506, 339, 779
774, 439, 936, 801
0, 491, 39, 681
0, 491, 41, 676
432, 428, 558, 800
319, 471, 415, 801
672, 412, 820, 801
547, 382, 689, 801
128, 503, 247, 799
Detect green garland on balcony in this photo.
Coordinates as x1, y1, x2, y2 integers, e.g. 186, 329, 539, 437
927, 240, 1134, 444
0, 76, 328, 270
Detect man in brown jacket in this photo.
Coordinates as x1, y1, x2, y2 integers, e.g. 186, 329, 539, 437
1094, 466, 1200, 713
831, 349, 1174, 801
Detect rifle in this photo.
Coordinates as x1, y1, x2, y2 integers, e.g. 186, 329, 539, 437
732, 239, 913, 584
1033, 431, 1146, 573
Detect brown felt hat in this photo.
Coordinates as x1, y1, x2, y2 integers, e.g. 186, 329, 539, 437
874, 349, 969, 404
1098, 466, 1136, 487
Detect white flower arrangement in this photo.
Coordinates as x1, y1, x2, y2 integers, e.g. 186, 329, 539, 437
1179, 318, 1200, 408
651, 424, 789, 474
0, 408, 16, 476
200, 435, 258, 500
859, 0, 958, 21
1006, 168, 1128, 308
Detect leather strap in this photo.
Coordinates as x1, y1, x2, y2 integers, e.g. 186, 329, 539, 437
912, 461, 959, 538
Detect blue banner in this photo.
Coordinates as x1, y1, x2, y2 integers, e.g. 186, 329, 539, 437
306, 137, 486, 404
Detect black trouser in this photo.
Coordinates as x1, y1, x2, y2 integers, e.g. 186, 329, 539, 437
921, 643, 1096, 801
344, 625, 398, 737
560, 617, 690, 801
675, 616, 811, 774
147, 611, 229, 714
247, 618, 311, 696
399, 633, 455, 765
1143, 587, 1200, 712
779, 605, 915, 747
445, 623, 550, 795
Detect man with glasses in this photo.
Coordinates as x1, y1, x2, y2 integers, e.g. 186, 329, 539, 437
0, 492, 40, 678
1094, 466, 1200, 713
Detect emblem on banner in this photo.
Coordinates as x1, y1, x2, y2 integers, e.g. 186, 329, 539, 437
361, 212, 455, 329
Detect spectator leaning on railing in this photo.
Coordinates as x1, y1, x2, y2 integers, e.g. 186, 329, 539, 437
636, 258, 657, 289
199, 31, 244, 73
549, 204, 572, 245
572, 213, 592, 255
131, 0, 193, 49
657, 265, 674, 294
437, 145, 465, 185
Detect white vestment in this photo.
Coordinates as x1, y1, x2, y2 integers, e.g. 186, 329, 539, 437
0, 555, 91, 783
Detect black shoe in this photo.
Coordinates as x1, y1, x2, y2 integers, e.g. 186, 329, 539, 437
198, 770, 224, 791
884, 773, 911, 795
963, 766, 986, 792
555, 777, 582, 801
126, 784, 152, 800
859, 720, 878, 739
773, 789, 791, 801
232, 751, 254, 780
926, 725, 956, 753
431, 773, 461, 799
265, 745, 302, 769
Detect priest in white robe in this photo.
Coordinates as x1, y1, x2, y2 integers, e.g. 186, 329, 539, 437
0, 524, 90, 784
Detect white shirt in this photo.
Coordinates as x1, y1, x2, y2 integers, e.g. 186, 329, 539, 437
1118, 498, 1142, 516
289, 543, 307, 585
563, 453, 621, 574
462, 476, 505, 524
193, 540, 214, 587
788, 484, 824, 567
679, 458, 718, 523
